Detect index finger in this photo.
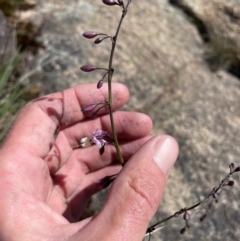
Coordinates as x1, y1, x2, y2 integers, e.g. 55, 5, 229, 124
1, 83, 129, 158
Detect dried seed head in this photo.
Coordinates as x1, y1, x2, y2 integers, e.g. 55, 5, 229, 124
102, 0, 117, 5
83, 31, 98, 39
80, 64, 96, 72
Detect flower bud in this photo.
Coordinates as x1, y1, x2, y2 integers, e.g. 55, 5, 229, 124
94, 37, 104, 44
83, 31, 98, 39
102, 0, 117, 6
81, 104, 96, 112
183, 211, 190, 221
80, 64, 96, 72
91, 112, 98, 119
97, 79, 104, 89
212, 192, 218, 199
173, 212, 180, 217
234, 166, 240, 172
227, 180, 234, 186
199, 213, 207, 222
180, 227, 186, 234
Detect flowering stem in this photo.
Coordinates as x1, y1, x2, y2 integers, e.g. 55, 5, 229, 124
107, 3, 131, 165
144, 164, 240, 238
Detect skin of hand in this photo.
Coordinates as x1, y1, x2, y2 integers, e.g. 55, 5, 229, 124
0, 83, 178, 241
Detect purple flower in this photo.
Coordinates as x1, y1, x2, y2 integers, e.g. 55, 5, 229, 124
91, 130, 110, 148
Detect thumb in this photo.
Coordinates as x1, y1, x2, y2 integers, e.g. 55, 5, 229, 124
78, 135, 179, 241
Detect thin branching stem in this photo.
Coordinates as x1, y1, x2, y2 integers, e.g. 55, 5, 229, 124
144, 167, 239, 238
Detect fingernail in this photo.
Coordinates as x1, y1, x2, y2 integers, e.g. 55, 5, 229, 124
153, 136, 178, 177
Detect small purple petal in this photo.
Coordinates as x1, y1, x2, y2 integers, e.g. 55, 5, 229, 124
80, 64, 96, 72
91, 130, 109, 148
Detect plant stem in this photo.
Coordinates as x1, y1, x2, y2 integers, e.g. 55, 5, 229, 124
144, 168, 236, 237
107, 3, 131, 165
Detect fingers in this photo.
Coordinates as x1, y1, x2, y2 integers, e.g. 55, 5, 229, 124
1, 83, 129, 158
63, 111, 153, 148
66, 165, 122, 221
45, 111, 152, 174
74, 135, 179, 241
52, 136, 151, 200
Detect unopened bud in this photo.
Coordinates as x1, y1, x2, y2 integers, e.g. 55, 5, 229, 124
227, 180, 234, 186
174, 212, 180, 217
94, 37, 105, 44
83, 31, 98, 39
80, 64, 96, 72
212, 192, 218, 199
102, 0, 117, 5
97, 79, 104, 89
91, 112, 98, 119
234, 166, 240, 172
180, 227, 186, 234
183, 211, 190, 221
200, 213, 207, 222
81, 104, 96, 112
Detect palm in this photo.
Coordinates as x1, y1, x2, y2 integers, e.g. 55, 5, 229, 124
0, 84, 152, 240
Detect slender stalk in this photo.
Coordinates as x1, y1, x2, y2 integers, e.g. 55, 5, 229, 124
145, 167, 238, 238
107, 3, 131, 165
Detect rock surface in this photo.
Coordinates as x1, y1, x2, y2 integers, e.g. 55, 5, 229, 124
171, 0, 240, 73
0, 10, 16, 64
18, 0, 240, 240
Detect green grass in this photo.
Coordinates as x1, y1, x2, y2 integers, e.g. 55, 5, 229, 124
0, 53, 27, 141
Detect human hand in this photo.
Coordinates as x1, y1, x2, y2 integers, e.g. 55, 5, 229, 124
0, 83, 178, 241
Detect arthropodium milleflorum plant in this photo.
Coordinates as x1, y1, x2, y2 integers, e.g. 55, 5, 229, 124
79, 1, 240, 240
80, 0, 132, 164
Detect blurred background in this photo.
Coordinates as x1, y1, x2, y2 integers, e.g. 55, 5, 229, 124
0, 0, 240, 240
